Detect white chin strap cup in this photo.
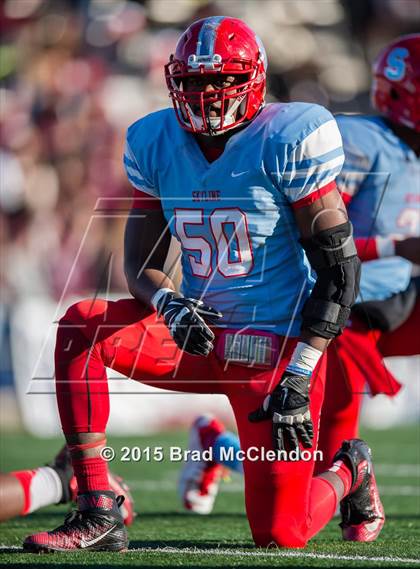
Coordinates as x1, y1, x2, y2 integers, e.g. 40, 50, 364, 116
185, 95, 245, 135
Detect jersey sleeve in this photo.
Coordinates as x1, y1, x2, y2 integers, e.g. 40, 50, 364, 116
283, 113, 344, 208
123, 123, 159, 199
335, 117, 375, 203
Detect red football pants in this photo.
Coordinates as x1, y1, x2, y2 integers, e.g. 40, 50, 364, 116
56, 297, 338, 548
316, 300, 420, 473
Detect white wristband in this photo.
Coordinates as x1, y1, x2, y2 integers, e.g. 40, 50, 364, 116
151, 288, 175, 311
286, 342, 323, 377
376, 236, 396, 258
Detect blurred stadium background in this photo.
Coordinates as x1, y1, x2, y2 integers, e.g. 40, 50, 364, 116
1, 0, 419, 437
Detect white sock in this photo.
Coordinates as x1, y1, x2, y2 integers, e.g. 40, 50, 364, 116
28, 467, 63, 513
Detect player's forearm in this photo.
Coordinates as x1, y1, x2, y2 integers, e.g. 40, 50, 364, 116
299, 331, 330, 352
394, 236, 420, 264
125, 266, 175, 307
354, 236, 420, 265
124, 207, 175, 307
355, 236, 396, 261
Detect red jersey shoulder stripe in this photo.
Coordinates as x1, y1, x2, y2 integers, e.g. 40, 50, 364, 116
291, 180, 337, 209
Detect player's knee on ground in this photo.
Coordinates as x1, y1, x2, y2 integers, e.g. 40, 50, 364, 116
251, 517, 307, 549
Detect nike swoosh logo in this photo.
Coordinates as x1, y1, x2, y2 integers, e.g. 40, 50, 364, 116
231, 171, 249, 178
80, 524, 117, 548
365, 519, 382, 532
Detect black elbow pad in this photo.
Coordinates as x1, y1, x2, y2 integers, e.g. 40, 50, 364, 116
300, 221, 361, 339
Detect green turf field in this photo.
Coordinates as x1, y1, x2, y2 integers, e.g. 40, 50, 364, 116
0, 426, 419, 567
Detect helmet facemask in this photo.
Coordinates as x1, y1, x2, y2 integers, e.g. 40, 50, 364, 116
165, 55, 265, 135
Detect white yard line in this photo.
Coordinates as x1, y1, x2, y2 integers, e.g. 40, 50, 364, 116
375, 464, 420, 476
0, 544, 419, 564
123, 461, 420, 495
125, 479, 420, 496
379, 485, 420, 496
123, 546, 420, 564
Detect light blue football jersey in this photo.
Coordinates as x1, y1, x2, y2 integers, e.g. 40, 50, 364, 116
336, 115, 419, 302
124, 103, 344, 336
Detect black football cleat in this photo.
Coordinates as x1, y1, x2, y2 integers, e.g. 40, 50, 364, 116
23, 491, 128, 553
334, 439, 385, 542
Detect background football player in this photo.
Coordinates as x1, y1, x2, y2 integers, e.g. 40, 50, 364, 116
23, 17, 379, 553
316, 33, 420, 473
0, 446, 134, 526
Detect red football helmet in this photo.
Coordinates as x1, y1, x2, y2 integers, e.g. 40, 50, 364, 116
165, 17, 267, 135
371, 34, 420, 132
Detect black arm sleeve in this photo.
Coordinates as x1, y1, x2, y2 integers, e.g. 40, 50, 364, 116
300, 221, 361, 339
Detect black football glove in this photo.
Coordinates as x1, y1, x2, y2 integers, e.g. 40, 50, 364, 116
248, 371, 313, 454
156, 291, 222, 356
